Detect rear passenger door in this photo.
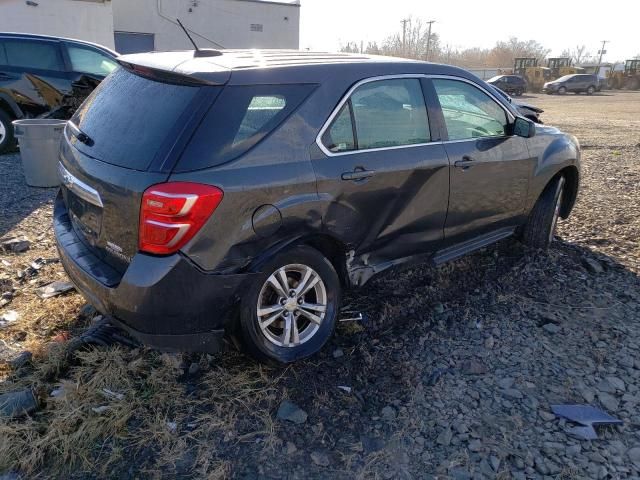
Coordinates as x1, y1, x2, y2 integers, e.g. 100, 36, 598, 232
0, 38, 71, 117
430, 77, 533, 243
312, 76, 450, 265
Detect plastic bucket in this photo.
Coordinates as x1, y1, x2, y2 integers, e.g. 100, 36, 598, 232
13, 119, 67, 187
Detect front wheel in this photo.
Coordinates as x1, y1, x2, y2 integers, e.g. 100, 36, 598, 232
587, 86, 595, 95
238, 245, 341, 364
558, 86, 567, 95
520, 176, 565, 250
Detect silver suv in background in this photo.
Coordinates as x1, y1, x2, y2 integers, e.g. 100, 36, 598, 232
543, 74, 601, 95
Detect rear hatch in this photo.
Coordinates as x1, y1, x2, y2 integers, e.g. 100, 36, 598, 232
59, 63, 223, 275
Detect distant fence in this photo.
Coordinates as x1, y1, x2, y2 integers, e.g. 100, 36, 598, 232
465, 67, 511, 80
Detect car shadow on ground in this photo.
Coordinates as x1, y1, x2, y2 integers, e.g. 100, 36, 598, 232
0, 152, 57, 239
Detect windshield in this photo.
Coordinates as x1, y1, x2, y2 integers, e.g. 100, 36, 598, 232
487, 76, 503, 82
555, 75, 574, 82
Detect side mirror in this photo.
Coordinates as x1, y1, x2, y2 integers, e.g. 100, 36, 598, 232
513, 117, 536, 138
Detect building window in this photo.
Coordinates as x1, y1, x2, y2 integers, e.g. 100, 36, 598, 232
250, 24, 263, 32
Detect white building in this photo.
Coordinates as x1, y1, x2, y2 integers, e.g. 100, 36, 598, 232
0, 0, 300, 53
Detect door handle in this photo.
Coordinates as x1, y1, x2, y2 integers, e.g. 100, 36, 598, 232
454, 156, 475, 169
341, 169, 376, 181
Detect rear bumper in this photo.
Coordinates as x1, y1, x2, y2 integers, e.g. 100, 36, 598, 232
54, 192, 255, 353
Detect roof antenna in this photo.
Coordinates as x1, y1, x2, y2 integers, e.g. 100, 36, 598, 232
176, 18, 199, 52
176, 18, 222, 57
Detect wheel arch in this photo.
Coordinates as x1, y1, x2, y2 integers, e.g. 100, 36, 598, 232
557, 165, 579, 218
0, 94, 24, 119
245, 233, 350, 287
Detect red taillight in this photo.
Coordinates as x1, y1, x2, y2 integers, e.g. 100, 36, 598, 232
139, 182, 223, 255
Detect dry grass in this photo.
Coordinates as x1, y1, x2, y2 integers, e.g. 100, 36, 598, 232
1, 345, 281, 478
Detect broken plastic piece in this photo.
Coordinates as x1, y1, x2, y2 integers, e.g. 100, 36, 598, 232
551, 404, 622, 440
36, 281, 75, 299
0, 310, 19, 327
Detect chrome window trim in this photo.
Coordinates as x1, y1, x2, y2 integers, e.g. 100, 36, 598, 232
57, 162, 104, 208
315, 73, 516, 157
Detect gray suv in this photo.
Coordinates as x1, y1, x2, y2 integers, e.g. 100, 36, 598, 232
55, 50, 581, 364
543, 74, 601, 95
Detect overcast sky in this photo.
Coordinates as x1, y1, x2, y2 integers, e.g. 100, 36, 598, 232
298, 0, 639, 63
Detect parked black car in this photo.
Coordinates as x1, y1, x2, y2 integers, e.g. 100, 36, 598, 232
543, 74, 601, 95
489, 85, 544, 123
55, 50, 581, 364
487, 74, 527, 96
0, 32, 118, 153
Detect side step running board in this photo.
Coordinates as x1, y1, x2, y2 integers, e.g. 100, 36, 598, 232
432, 227, 515, 265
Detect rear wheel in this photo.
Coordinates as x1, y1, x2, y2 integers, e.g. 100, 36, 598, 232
586, 86, 595, 95
238, 245, 340, 364
520, 176, 565, 250
0, 109, 15, 154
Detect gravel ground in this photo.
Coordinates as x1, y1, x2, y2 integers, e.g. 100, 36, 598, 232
0, 91, 639, 479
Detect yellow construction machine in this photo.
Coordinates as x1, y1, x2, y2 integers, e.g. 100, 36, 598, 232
546, 57, 585, 79
513, 58, 550, 92
608, 59, 640, 90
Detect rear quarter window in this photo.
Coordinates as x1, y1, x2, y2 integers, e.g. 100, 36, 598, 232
175, 84, 316, 172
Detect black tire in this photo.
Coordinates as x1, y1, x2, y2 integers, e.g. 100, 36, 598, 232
520, 176, 565, 250
558, 86, 567, 95
0, 109, 15, 154
587, 86, 595, 95
238, 245, 340, 364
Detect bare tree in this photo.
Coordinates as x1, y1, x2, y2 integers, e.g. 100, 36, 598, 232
560, 45, 590, 64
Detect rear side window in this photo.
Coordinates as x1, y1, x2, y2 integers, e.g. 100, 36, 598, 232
67, 44, 118, 77
1, 39, 64, 71
176, 84, 316, 171
321, 78, 430, 154
72, 67, 201, 170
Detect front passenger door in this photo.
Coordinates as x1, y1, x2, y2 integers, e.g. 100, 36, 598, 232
431, 78, 534, 243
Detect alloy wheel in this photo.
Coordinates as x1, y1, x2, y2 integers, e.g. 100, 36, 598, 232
0, 120, 6, 144
256, 264, 327, 347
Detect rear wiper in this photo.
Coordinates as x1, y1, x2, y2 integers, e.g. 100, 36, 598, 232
67, 121, 94, 146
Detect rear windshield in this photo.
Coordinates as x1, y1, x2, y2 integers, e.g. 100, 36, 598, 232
175, 84, 316, 172
72, 67, 201, 170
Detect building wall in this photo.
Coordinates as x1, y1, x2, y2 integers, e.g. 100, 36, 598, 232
112, 0, 300, 51
0, 0, 115, 49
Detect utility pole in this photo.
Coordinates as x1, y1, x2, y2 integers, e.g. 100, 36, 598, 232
425, 20, 436, 61
401, 18, 410, 55
595, 40, 608, 76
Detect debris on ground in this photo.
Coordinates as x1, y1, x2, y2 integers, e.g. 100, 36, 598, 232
0, 310, 19, 327
551, 404, 623, 440
35, 281, 75, 299
0, 389, 39, 418
0, 237, 30, 254
276, 400, 308, 424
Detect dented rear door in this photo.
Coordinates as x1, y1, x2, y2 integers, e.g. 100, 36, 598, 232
312, 76, 449, 269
